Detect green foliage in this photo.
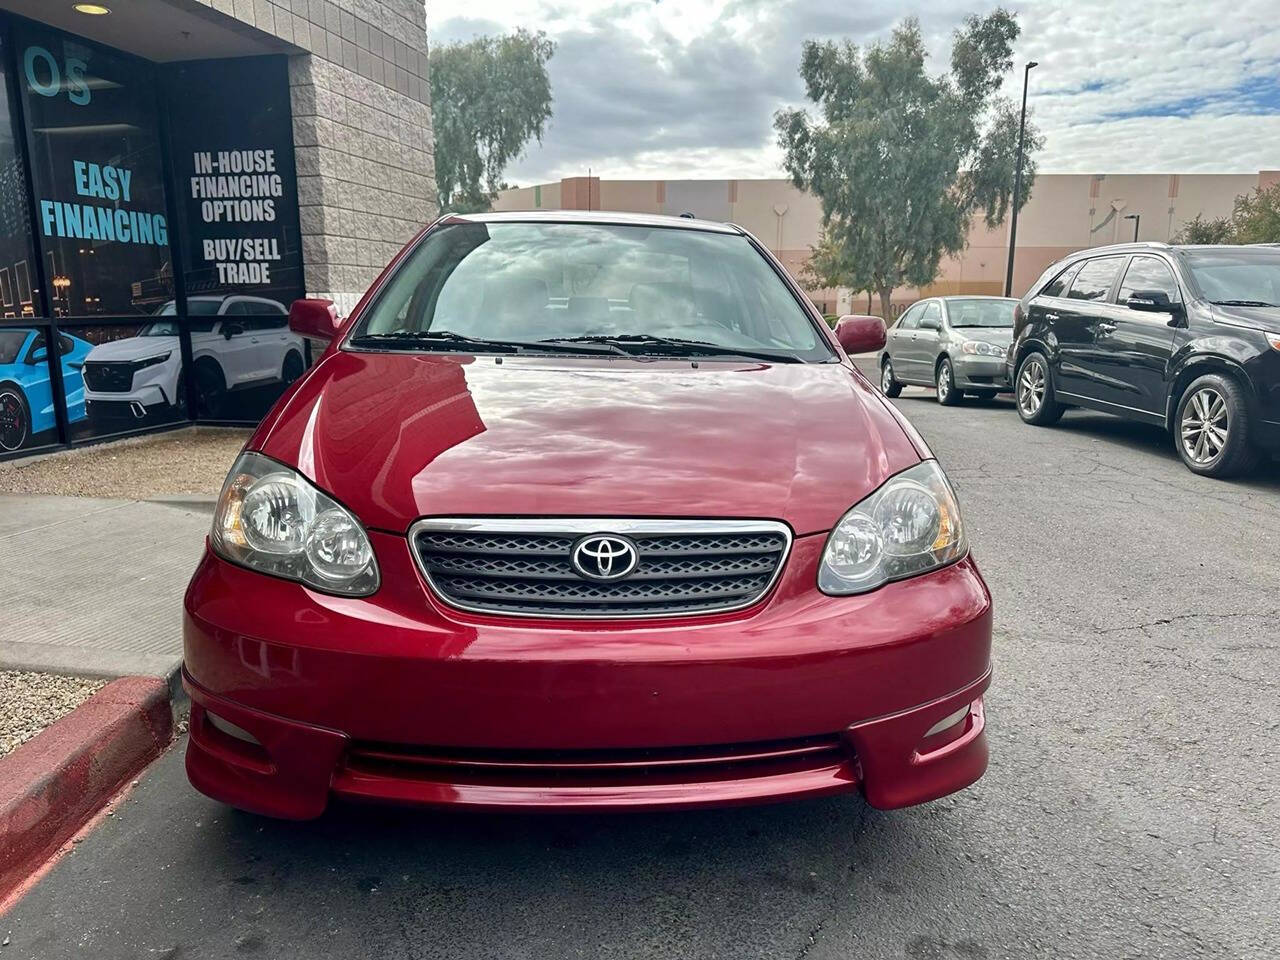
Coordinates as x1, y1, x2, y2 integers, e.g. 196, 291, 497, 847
1172, 213, 1235, 244
774, 10, 1041, 316
430, 30, 555, 213
1231, 183, 1280, 245
1172, 184, 1280, 245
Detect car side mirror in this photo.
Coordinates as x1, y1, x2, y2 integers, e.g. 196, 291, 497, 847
834, 314, 887, 355
28, 346, 47, 364
289, 298, 340, 341
222, 322, 244, 339
1125, 290, 1177, 313
919, 317, 941, 331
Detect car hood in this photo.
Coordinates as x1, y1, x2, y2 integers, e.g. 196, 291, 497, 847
1210, 303, 1280, 333
85, 336, 177, 362
252, 352, 924, 536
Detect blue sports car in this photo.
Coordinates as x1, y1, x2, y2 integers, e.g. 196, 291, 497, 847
0, 327, 92, 452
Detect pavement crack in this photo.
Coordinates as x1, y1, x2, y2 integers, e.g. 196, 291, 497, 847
1098, 609, 1280, 635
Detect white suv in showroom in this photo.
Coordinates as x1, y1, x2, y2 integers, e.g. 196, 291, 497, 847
82, 295, 305, 420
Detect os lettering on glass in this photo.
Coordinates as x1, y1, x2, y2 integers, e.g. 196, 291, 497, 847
23, 46, 90, 106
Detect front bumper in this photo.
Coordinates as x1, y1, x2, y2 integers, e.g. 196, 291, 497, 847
183, 532, 993, 818
952, 355, 1010, 390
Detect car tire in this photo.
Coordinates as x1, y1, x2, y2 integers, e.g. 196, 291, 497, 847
1014, 351, 1064, 425
173, 372, 188, 418
880, 356, 903, 398
282, 350, 305, 385
0, 383, 31, 452
936, 358, 963, 406
1173, 373, 1260, 478
195, 360, 226, 419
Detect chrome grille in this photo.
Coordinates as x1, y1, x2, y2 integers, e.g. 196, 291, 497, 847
411, 519, 792, 618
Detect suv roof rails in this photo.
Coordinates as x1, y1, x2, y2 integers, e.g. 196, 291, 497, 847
1086, 241, 1173, 252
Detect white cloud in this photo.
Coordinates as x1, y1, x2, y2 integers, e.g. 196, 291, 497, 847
428, 0, 1280, 182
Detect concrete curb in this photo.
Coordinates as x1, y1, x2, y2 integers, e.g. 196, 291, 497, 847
0, 676, 174, 903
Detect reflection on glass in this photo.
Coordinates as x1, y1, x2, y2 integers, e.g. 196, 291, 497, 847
73, 294, 302, 422
18, 24, 172, 318
0, 31, 37, 321
0, 327, 90, 452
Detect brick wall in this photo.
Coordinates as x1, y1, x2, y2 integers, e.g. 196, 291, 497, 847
197, 0, 438, 313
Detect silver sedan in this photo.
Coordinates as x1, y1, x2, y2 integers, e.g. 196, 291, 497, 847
878, 296, 1018, 405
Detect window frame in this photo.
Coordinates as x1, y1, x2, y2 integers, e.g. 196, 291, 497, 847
1117, 254, 1183, 308
1064, 256, 1127, 304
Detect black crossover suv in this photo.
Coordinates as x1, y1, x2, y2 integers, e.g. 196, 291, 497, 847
1007, 243, 1280, 478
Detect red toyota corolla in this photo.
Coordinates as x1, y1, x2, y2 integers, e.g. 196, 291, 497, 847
182, 211, 992, 818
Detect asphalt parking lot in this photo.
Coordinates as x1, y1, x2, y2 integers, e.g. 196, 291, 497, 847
5, 381, 1279, 960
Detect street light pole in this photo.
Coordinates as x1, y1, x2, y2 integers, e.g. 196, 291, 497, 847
1124, 213, 1140, 242
1003, 60, 1038, 298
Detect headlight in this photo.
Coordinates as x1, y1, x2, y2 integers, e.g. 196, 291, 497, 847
818, 460, 966, 595
133, 352, 171, 369
210, 451, 379, 596
961, 340, 1002, 356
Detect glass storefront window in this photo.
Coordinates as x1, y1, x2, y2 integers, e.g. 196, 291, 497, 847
17, 23, 172, 319
0, 28, 37, 320
0, 15, 306, 454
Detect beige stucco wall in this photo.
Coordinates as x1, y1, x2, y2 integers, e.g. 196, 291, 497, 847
497, 172, 1272, 316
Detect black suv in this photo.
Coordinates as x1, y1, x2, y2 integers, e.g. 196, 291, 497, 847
1007, 243, 1280, 478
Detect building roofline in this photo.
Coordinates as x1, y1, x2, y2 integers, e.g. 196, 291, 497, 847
446, 209, 740, 234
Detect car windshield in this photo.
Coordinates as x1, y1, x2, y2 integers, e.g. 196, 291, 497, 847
154, 299, 224, 317
0, 330, 28, 364
947, 298, 1017, 327
137, 321, 181, 337
350, 221, 833, 361
1185, 250, 1280, 307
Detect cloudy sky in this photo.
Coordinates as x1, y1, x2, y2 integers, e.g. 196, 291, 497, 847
427, 0, 1280, 185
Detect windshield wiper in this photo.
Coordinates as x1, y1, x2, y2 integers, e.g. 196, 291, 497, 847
1210, 299, 1279, 307
350, 330, 627, 356
555, 334, 803, 363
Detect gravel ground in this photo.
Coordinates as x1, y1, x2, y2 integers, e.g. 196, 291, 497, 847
0, 671, 106, 758
0, 428, 250, 499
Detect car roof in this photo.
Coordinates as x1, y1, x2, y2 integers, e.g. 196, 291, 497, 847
936, 295, 1018, 301
444, 209, 741, 235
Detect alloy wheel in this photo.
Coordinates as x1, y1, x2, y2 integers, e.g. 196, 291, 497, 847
0, 389, 26, 452
1180, 387, 1229, 465
1018, 360, 1045, 416
937, 362, 951, 401
881, 362, 894, 392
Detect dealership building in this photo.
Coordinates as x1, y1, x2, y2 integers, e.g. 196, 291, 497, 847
0, 0, 436, 459
496, 171, 1280, 316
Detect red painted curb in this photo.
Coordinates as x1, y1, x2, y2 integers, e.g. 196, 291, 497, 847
0, 676, 173, 902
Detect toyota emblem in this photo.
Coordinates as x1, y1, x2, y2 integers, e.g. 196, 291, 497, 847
571, 534, 639, 581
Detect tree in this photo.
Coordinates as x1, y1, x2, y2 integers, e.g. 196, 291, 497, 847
1171, 184, 1280, 245
430, 30, 555, 213
774, 11, 1042, 318
1172, 213, 1235, 244
1231, 182, 1280, 245
801, 232, 874, 319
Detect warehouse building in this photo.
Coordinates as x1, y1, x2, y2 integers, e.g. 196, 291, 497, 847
496, 171, 1280, 316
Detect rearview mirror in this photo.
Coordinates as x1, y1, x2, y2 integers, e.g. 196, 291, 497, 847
834, 314, 887, 355
288, 298, 340, 341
